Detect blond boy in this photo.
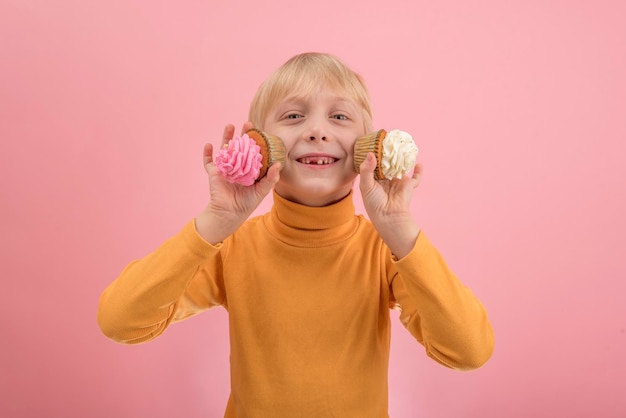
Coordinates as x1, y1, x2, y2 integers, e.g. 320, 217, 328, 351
99, 52, 494, 417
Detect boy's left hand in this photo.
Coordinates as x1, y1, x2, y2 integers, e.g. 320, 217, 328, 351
358, 152, 423, 259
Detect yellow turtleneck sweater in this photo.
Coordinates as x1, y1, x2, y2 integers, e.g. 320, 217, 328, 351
98, 191, 494, 417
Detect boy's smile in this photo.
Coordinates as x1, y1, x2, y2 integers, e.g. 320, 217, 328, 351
262, 85, 367, 207
296, 154, 337, 165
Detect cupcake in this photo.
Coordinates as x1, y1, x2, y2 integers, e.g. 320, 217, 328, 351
215, 128, 285, 186
353, 129, 419, 180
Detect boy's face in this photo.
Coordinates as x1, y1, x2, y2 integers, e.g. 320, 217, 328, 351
263, 85, 367, 207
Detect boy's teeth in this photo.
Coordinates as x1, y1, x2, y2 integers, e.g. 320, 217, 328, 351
300, 157, 335, 165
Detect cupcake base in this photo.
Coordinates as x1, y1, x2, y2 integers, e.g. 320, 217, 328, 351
246, 129, 286, 180
354, 129, 387, 180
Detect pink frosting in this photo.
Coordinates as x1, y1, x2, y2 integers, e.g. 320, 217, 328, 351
214, 133, 263, 186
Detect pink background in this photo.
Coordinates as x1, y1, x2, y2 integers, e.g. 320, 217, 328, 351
2, 0, 625, 417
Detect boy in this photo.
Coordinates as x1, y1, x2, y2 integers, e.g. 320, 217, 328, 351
98, 52, 494, 417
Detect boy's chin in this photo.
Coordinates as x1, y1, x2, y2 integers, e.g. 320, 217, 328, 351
275, 182, 353, 207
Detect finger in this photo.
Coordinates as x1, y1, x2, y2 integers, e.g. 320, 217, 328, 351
255, 162, 281, 196
265, 161, 282, 184
411, 163, 423, 188
358, 152, 377, 191
203, 143, 213, 168
241, 121, 254, 135
222, 124, 235, 147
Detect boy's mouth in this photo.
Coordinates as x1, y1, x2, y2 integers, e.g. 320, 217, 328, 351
297, 156, 337, 165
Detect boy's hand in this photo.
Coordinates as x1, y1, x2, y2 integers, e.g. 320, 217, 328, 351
358, 152, 423, 259
195, 123, 281, 245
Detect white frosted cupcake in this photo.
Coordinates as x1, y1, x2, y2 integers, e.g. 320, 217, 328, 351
354, 129, 418, 180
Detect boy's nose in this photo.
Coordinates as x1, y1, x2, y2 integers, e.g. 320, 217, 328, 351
305, 116, 329, 141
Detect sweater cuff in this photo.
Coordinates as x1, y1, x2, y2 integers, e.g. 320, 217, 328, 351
180, 220, 223, 259
391, 230, 435, 267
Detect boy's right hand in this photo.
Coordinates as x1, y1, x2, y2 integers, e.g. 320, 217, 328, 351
195, 123, 281, 245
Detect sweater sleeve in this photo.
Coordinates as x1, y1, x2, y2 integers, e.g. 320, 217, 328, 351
97, 221, 226, 344
389, 232, 495, 371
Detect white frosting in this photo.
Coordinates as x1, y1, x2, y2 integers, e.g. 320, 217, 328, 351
381, 129, 418, 180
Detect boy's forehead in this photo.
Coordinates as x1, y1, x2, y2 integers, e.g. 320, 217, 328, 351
277, 90, 358, 107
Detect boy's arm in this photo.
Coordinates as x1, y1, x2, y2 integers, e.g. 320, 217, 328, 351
389, 236, 495, 371
98, 123, 280, 343
97, 222, 226, 344
357, 152, 421, 258
358, 153, 494, 370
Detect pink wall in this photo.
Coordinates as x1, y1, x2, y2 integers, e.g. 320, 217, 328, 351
2, 1, 624, 417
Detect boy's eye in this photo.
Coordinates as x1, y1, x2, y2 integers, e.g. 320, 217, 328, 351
332, 114, 348, 120
286, 113, 302, 119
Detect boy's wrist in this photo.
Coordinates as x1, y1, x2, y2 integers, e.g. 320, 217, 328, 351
194, 209, 244, 245
372, 215, 420, 259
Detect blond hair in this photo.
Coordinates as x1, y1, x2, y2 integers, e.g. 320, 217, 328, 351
248, 52, 373, 132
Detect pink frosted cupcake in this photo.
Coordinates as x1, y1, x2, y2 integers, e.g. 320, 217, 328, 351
354, 129, 419, 180
215, 129, 285, 185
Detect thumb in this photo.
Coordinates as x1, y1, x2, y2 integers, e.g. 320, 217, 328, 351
358, 152, 377, 191
410, 163, 423, 189
203, 143, 214, 174
255, 162, 281, 197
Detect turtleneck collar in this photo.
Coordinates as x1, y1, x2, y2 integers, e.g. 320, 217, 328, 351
263, 190, 360, 248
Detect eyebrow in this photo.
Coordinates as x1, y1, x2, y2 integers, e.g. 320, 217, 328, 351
278, 96, 357, 110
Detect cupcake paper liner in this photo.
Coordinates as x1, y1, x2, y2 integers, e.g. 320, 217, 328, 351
353, 129, 387, 180
246, 128, 286, 180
